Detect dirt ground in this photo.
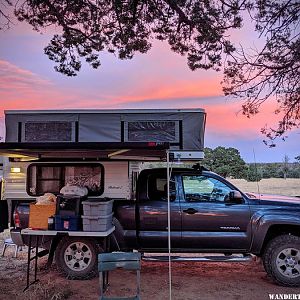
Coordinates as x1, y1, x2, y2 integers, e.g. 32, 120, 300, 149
1, 178, 299, 300
1, 232, 300, 300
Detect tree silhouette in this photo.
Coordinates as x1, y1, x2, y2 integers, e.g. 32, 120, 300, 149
13, 0, 245, 76
223, 0, 300, 144
0, 0, 13, 30
1, 1, 299, 141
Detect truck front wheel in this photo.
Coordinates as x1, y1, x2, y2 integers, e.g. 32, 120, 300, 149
55, 237, 101, 279
263, 234, 300, 287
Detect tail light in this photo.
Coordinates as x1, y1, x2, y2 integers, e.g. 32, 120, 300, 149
14, 208, 21, 228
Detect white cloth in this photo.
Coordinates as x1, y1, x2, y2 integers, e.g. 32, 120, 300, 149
60, 185, 88, 197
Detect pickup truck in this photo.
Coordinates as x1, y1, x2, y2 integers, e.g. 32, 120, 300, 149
11, 167, 300, 287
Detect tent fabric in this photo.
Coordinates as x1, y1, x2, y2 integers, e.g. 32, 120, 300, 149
0, 142, 169, 161
5, 110, 205, 151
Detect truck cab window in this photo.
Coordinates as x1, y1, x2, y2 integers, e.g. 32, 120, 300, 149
182, 175, 232, 202
147, 175, 176, 201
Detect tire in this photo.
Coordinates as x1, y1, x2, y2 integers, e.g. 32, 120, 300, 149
262, 234, 300, 287
55, 236, 101, 279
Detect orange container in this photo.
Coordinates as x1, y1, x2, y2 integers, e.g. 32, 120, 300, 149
29, 204, 56, 230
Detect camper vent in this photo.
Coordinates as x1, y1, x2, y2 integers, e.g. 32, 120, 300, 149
24, 121, 73, 142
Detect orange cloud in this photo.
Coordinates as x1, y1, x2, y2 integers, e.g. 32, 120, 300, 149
127, 78, 223, 100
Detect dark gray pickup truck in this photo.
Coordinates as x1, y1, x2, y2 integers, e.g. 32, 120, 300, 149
11, 167, 300, 287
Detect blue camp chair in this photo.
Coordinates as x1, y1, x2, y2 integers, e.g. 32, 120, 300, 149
98, 252, 141, 300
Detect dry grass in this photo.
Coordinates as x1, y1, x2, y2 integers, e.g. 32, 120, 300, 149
228, 178, 300, 197
25, 281, 73, 300
0, 231, 73, 300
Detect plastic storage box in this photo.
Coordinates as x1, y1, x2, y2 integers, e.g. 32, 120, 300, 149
81, 213, 113, 232
56, 194, 86, 216
82, 199, 113, 216
54, 215, 81, 231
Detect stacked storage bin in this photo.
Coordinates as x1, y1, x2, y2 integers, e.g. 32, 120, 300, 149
81, 199, 114, 232
54, 195, 84, 231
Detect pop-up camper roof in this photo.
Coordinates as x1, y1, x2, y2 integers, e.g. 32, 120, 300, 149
0, 109, 206, 161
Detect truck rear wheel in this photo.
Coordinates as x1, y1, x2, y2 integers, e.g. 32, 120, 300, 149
263, 234, 300, 287
55, 236, 101, 279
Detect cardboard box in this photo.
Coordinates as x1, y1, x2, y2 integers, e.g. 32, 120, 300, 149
29, 204, 56, 229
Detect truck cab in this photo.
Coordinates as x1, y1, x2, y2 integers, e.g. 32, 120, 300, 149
115, 167, 251, 252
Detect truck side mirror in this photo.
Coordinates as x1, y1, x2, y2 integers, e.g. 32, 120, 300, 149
225, 190, 243, 204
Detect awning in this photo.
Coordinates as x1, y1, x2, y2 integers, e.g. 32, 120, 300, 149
0, 142, 169, 161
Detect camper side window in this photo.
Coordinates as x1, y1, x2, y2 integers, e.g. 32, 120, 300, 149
27, 163, 104, 196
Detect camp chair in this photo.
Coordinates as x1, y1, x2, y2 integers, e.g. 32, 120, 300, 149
98, 252, 141, 300
2, 238, 21, 258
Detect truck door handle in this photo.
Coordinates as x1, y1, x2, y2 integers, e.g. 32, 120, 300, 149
183, 208, 198, 214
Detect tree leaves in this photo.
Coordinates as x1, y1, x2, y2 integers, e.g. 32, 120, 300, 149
202, 146, 246, 178
1, 0, 299, 141
13, 0, 243, 76
223, 0, 300, 143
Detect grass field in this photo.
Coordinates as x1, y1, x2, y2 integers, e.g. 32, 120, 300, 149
228, 178, 300, 197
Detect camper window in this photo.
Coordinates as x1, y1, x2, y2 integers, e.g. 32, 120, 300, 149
23, 121, 75, 142
27, 163, 104, 196
125, 121, 180, 143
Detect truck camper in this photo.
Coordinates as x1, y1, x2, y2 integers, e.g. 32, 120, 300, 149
1, 109, 300, 288
0, 109, 206, 280
0, 108, 205, 218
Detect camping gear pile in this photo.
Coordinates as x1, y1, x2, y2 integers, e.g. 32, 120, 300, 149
28, 186, 113, 231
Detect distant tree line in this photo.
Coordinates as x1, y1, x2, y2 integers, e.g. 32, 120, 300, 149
202, 147, 246, 178
144, 147, 300, 181
246, 162, 300, 181
202, 147, 300, 181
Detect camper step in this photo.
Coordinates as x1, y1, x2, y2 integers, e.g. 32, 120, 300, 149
141, 254, 253, 263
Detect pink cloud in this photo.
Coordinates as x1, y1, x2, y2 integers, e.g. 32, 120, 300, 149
0, 60, 50, 89
205, 99, 282, 139
0, 59, 286, 143
0, 60, 72, 117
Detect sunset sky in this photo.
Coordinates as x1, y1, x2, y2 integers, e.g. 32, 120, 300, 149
0, 19, 299, 162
